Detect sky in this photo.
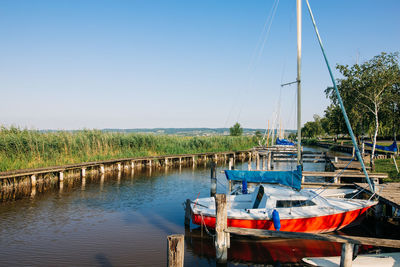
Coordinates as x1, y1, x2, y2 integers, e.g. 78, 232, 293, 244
0, 0, 399, 130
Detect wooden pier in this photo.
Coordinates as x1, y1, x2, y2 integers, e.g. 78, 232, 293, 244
0, 150, 252, 191
355, 182, 400, 218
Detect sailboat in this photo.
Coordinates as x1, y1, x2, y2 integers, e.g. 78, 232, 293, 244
188, 0, 378, 234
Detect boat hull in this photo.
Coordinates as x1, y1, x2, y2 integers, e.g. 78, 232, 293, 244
192, 205, 373, 233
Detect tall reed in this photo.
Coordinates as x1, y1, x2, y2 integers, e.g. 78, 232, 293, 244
0, 127, 257, 171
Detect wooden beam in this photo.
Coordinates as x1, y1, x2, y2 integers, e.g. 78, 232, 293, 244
226, 227, 400, 248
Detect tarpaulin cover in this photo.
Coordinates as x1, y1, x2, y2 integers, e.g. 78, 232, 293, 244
276, 138, 295, 146
364, 141, 397, 152
224, 165, 302, 191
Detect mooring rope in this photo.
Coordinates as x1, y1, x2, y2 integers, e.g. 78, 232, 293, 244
200, 212, 216, 239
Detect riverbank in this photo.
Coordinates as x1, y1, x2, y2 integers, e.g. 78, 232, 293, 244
0, 128, 257, 172
375, 158, 400, 181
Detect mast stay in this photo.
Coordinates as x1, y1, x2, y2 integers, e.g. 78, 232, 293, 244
304, 0, 375, 193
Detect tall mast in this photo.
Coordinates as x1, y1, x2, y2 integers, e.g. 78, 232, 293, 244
296, 0, 302, 166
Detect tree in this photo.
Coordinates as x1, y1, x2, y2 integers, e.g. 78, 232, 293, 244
301, 114, 324, 138
230, 122, 243, 136
326, 52, 400, 168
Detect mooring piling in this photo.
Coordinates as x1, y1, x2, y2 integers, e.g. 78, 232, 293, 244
167, 234, 184, 267
215, 194, 229, 263
340, 243, 354, 267
184, 199, 191, 228
210, 161, 217, 197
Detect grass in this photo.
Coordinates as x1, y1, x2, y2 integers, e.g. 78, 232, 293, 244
0, 127, 258, 172
374, 158, 400, 182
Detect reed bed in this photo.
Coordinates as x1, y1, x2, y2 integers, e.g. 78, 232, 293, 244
0, 127, 257, 172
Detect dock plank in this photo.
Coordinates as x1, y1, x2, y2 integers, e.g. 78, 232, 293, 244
355, 183, 400, 209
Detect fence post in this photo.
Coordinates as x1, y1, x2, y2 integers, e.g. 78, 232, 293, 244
340, 243, 354, 267
167, 234, 184, 267
215, 194, 228, 263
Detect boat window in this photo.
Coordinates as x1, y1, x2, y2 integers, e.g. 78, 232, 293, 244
276, 200, 316, 208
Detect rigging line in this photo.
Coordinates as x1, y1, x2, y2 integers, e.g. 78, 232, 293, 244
235, 0, 281, 124
223, 0, 279, 128
305, 0, 374, 193
312, 157, 355, 197
247, 0, 280, 73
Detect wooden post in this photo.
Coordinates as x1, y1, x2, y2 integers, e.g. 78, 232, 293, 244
59, 171, 64, 182
248, 156, 252, 171
228, 158, 233, 170
271, 152, 274, 170
167, 234, 184, 267
215, 194, 228, 263
256, 153, 260, 170
262, 155, 266, 170
100, 165, 105, 174
361, 142, 365, 158
375, 202, 384, 219
267, 152, 272, 170
340, 243, 354, 267
192, 156, 196, 167
210, 161, 217, 197
131, 161, 135, 169
352, 146, 355, 158
149, 159, 152, 168
100, 174, 105, 190
184, 199, 191, 227
393, 155, 399, 173
179, 157, 182, 165
81, 168, 86, 177
117, 163, 121, 171
31, 175, 37, 187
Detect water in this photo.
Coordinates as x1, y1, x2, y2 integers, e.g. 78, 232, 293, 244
0, 147, 393, 266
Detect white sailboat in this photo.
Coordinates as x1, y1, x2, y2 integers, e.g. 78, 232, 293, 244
189, 0, 377, 234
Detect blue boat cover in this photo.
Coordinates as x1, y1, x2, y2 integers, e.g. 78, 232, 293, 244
224, 165, 302, 191
276, 138, 295, 146
364, 141, 398, 152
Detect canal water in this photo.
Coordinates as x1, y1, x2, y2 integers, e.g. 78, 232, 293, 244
0, 147, 391, 266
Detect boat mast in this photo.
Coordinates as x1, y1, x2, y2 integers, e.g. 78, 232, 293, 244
296, 0, 302, 166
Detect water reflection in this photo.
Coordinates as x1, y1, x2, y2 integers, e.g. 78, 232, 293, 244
0, 146, 392, 266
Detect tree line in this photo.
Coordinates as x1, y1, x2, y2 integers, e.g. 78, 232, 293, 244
302, 52, 399, 141
301, 52, 399, 166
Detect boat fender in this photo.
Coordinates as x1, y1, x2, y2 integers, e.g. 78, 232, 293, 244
242, 180, 248, 194
272, 209, 281, 231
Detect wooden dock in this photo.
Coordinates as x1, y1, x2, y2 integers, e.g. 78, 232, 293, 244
302, 170, 388, 184
0, 150, 253, 190
355, 183, 400, 212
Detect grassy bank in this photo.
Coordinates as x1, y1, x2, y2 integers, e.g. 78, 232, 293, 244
0, 127, 258, 172
375, 158, 400, 182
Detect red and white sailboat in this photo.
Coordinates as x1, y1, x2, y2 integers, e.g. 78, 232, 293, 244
190, 183, 376, 233
189, 0, 377, 234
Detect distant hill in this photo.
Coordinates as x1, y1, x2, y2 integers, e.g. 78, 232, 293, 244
102, 128, 296, 136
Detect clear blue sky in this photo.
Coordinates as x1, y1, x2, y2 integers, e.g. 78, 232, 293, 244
0, 0, 399, 130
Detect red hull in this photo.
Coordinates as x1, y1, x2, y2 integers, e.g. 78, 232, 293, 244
192, 206, 373, 233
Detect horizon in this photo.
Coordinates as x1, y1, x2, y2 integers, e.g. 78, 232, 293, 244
1, 0, 399, 130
